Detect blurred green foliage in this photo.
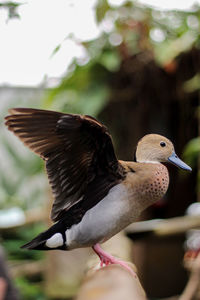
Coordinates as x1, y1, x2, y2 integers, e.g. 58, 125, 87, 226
43, 61, 110, 115
44, 0, 200, 115
183, 137, 200, 168
15, 277, 46, 300
1, 224, 45, 260
0, 136, 44, 210
0, 97, 47, 298
0, 1, 22, 20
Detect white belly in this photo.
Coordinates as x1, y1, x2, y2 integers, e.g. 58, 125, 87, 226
66, 183, 141, 249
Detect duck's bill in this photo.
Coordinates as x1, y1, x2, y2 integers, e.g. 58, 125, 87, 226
168, 152, 192, 171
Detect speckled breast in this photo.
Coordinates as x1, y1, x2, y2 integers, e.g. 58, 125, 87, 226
132, 163, 169, 206
147, 164, 169, 200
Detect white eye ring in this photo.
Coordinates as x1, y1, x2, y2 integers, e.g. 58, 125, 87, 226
160, 141, 166, 147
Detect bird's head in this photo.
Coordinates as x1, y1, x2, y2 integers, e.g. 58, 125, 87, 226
135, 134, 192, 171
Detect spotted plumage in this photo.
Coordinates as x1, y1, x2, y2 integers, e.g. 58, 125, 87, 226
5, 108, 191, 275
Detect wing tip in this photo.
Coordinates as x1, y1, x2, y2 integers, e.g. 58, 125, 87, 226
4, 108, 58, 127
7, 108, 32, 115
5, 108, 34, 124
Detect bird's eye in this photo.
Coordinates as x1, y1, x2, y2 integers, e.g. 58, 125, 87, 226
160, 141, 166, 147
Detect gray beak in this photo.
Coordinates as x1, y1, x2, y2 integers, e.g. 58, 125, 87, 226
168, 152, 192, 171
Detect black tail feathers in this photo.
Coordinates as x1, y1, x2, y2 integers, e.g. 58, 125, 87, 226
21, 231, 49, 250
21, 223, 67, 251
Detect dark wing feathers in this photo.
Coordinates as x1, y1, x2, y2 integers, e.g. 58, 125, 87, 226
5, 108, 125, 222
5, 109, 63, 160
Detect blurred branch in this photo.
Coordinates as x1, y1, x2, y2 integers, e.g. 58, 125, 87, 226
75, 232, 147, 300
76, 264, 146, 300
2, 212, 200, 235
126, 215, 200, 237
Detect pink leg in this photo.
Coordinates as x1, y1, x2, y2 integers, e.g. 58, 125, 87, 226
92, 243, 136, 277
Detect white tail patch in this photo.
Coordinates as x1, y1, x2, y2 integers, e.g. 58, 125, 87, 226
46, 233, 63, 248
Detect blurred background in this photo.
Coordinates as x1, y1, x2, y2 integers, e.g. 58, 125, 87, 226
0, 0, 200, 299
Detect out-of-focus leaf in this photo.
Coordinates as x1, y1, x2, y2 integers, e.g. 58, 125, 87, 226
95, 0, 110, 23
0, 2, 21, 8
184, 74, 200, 92
183, 137, 200, 168
100, 49, 120, 71
50, 44, 61, 58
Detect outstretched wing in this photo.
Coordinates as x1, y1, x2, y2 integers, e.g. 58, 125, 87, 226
5, 108, 125, 221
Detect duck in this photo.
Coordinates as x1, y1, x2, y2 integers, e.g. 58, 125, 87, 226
5, 108, 192, 275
